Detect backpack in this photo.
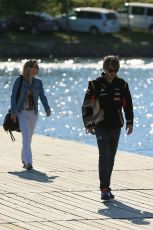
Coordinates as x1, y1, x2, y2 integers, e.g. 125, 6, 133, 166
3, 112, 20, 141
3, 76, 23, 141
82, 80, 104, 131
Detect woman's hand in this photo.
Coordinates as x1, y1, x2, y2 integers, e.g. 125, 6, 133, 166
11, 114, 17, 123
46, 110, 51, 117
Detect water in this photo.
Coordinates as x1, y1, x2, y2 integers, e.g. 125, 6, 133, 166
0, 58, 153, 157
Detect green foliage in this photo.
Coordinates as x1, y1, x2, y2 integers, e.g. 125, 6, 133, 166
0, 0, 48, 15
45, 0, 153, 14
1, 0, 153, 16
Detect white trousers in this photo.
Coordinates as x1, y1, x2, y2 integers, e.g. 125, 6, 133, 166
17, 110, 38, 165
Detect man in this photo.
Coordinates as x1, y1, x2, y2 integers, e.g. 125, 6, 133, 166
82, 55, 134, 200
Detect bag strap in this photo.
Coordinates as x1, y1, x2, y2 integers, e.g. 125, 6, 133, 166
16, 76, 23, 102
90, 81, 98, 97
90, 81, 95, 92
9, 131, 15, 142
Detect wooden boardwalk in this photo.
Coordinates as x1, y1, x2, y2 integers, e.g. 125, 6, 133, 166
0, 127, 153, 230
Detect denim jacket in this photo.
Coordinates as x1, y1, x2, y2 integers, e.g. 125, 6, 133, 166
11, 76, 51, 114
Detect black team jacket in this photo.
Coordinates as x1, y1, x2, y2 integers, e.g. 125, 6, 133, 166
82, 73, 134, 129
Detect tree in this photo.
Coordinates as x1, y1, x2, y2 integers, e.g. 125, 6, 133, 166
55, 0, 73, 14
0, 0, 48, 15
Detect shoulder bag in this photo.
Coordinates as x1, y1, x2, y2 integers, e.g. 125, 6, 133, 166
82, 80, 104, 131
3, 76, 23, 141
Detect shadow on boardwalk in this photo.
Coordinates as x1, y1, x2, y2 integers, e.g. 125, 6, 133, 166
8, 169, 58, 183
98, 199, 153, 225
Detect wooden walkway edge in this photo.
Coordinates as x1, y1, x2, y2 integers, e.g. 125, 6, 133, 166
0, 127, 153, 230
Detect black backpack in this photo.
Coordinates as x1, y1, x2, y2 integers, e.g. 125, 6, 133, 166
3, 112, 20, 141
3, 76, 23, 141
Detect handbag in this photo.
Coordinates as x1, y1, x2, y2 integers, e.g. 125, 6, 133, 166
3, 76, 23, 141
3, 112, 20, 141
82, 80, 104, 131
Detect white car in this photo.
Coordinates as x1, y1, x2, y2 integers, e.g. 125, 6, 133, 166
56, 7, 120, 35
117, 2, 153, 34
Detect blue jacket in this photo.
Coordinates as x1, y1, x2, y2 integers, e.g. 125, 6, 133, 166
11, 76, 51, 114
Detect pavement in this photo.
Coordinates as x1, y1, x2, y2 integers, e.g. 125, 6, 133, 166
0, 127, 153, 230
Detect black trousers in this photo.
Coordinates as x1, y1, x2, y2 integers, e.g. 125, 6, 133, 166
95, 127, 121, 190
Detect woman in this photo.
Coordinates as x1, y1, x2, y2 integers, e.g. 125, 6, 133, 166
10, 59, 51, 170
82, 55, 134, 200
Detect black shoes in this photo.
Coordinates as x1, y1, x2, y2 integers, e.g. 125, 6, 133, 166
101, 188, 111, 200
101, 188, 115, 200
26, 163, 33, 170
109, 188, 115, 199
22, 161, 26, 168
22, 161, 33, 170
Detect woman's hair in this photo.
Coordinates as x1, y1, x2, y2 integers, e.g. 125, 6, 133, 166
21, 59, 38, 79
103, 55, 120, 72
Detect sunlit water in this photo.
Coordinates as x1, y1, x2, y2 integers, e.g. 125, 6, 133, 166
0, 58, 153, 157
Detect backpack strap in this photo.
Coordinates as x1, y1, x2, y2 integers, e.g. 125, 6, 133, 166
91, 81, 95, 91
16, 76, 23, 102
9, 131, 15, 142
90, 80, 99, 97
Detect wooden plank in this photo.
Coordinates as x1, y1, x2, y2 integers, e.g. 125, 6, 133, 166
0, 127, 153, 230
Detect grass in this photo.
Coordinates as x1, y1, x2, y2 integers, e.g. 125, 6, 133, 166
1, 28, 152, 43
0, 29, 153, 58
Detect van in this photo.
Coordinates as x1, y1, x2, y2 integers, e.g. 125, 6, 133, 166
117, 2, 153, 34
56, 7, 120, 35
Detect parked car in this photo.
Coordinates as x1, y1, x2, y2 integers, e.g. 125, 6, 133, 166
117, 2, 153, 34
55, 7, 120, 35
0, 18, 7, 33
6, 11, 58, 34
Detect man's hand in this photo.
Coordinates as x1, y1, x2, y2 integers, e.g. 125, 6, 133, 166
86, 127, 95, 134
126, 124, 133, 135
